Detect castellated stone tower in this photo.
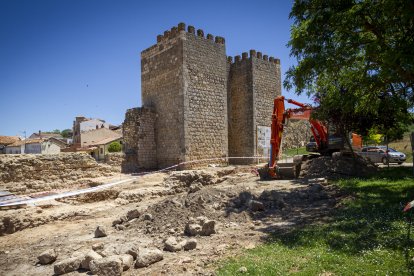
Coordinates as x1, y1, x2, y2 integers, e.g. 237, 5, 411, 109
228, 51, 281, 164
141, 23, 228, 168
123, 23, 281, 170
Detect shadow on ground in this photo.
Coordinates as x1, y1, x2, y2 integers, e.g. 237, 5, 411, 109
224, 166, 414, 262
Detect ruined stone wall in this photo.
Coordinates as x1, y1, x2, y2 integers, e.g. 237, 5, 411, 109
228, 57, 254, 164
122, 107, 157, 171
0, 153, 116, 194
182, 29, 228, 163
228, 51, 281, 164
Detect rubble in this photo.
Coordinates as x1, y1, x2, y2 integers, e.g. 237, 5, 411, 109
135, 248, 163, 268
95, 226, 107, 238
80, 250, 102, 270
53, 256, 82, 275
1, 166, 345, 275
164, 236, 184, 252
183, 238, 197, 251
90, 255, 123, 276
299, 155, 377, 179
37, 248, 57, 265
119, 254, 134, 271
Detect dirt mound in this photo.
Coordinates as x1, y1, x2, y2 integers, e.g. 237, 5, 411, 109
163, 168, 234, 193
300, 155, 377, 179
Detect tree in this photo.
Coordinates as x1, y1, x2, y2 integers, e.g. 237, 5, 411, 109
61, 129, 72, 138
285, 0, 414, 139
108, 141, 122, 153
52, 129, 60, 134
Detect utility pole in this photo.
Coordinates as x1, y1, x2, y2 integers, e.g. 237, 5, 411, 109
23, 130, 26, 154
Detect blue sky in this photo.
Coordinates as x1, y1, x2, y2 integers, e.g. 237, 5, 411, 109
0, 0, 308, 136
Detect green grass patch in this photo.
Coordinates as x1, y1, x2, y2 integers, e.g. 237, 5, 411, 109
284, 147, 308, 156
217, 167, 414, 275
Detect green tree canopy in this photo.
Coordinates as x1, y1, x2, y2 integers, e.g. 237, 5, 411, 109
61, 129, 72, 138
108, 141, 122, 153
285, 0, 414, 141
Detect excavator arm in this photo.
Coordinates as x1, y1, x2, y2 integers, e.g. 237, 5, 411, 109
265, 96, 328, 179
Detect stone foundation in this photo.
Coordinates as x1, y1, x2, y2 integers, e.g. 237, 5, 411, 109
0, 153, 118, 194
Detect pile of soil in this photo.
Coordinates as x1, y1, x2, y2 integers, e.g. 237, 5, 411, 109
299, 155, 377, 179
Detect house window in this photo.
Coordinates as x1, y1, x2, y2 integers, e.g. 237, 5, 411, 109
100, 148, 103, 154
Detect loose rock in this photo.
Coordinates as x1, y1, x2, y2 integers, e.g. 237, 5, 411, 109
80, 250, 102, 270
53, 257, 82, 275
183, 238, 197, 251
37, 248, 57, 265
94, 226, 107, 238
135, 248, 163, 268
164, 236, 183, 252
201, 220, 216, 236
143, 213, 153, 221
126, 209, 141, 221
90, 255, 123, 276
185, 223, 202, 236
249, 200, 265, 212
119, 254, 134, 271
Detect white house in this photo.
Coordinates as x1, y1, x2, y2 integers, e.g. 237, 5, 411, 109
5, 138, 67, 154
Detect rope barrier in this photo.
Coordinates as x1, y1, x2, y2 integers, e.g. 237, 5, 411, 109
0, 156, 268, 207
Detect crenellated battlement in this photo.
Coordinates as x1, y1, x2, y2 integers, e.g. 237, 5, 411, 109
228, 49, 280, 65
152, 22, 225, 45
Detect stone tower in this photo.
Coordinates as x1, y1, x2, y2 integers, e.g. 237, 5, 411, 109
123, 23, 281, 170
227, 51, 281, 164
141, 23, 228, 168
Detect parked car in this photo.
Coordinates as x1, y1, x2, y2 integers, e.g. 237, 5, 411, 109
306, 137, 318, 152
305, 135, 350, 153
358, 146, 406, 165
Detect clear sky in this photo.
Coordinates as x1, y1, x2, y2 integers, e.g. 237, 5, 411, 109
0, 0, 308, 136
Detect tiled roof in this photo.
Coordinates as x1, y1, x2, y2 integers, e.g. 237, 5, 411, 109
90, 136, 122, 146
8, 139, 44, 147
0, 136, 21, 145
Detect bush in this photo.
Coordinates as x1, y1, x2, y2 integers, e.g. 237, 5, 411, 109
108, 141, 122, 152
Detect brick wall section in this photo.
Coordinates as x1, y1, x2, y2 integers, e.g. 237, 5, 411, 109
141, 33, 184, 168
122, 107, 157, 170
228, 57, 254, 164
228, 52, 281, 164
182, 31, 228, 164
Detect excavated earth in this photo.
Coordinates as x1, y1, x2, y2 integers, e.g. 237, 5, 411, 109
0, 162, 364, 276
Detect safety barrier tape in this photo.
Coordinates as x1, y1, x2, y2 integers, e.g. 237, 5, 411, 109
0, 156, 270, 207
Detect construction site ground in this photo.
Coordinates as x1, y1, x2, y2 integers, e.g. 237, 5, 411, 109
0, 163, 373, 275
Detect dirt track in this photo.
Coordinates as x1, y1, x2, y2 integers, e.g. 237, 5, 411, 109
0, 166, 343, 276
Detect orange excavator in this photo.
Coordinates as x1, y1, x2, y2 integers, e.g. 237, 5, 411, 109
258, 96, 362, 179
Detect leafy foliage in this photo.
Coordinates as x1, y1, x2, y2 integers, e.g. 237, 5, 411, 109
60, 129, 72, 138
108, 141, 122, 152
285, 0, 414, 141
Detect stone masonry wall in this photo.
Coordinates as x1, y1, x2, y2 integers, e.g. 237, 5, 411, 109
282, 120, 312, 150
182, 29, 228, 164
141, 23, 227, 168
228, 51, 281, 164
122, 107, 157, 171
141, 26, 185, 168
228, 57, 254, 164
0, 153, 116, 194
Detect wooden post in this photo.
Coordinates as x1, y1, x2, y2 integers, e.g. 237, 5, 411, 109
410, 132, 414, 176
